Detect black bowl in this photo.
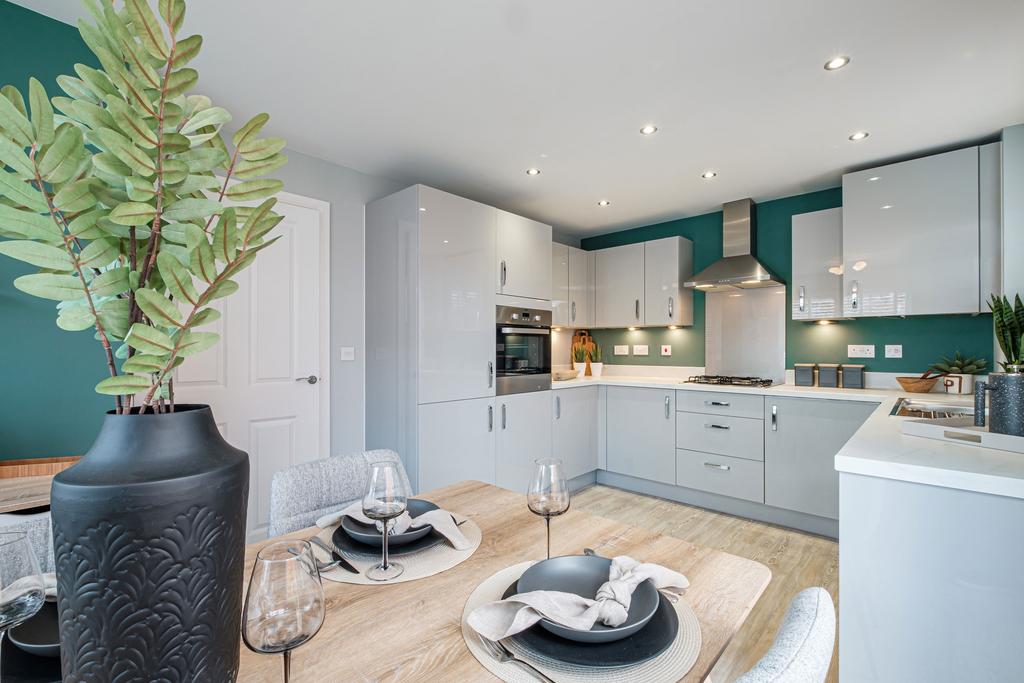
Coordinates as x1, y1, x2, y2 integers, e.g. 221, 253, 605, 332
340, 499, 439, 547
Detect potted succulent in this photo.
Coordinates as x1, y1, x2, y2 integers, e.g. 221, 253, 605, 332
572, 344, 587, 379
928, 352, 987, 394
0, 1, 287, 679
975, 295, 1024, 436
589, 343, 604, 377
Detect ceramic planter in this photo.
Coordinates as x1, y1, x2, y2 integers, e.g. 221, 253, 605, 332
50, 405, 249, 682
590, 362, 604, 377
942, 373, 975, 395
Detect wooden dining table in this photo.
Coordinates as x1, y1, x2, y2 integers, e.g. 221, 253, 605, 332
239, 481, 771, 682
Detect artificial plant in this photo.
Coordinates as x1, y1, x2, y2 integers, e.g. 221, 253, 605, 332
0, 0, 287, 414
589, 343, 603, 364
989, 294, 1023, 370
928, 352, 987, 376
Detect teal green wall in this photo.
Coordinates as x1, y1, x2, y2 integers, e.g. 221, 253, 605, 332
582, 187, 994, 373
0, 2, 109, 460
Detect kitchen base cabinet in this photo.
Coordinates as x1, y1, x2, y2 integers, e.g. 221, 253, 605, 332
676, 449, 764, 503
764, 397, 877, 519
496, 391, 553, 492
417, 398, 496, 493
606, 387, 675, 484
553, 387, 598, 479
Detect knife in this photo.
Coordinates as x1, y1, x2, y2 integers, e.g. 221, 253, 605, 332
309, 535, 359, 574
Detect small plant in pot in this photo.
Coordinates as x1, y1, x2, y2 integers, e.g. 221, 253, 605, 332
0, 1, 287, 679
589, 343, 604, 377
572, 344, 587, 378
975, 295, 1024, 436
928, 352, 987, 395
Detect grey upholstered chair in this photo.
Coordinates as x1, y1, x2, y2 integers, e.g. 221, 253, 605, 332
0, 511, 55, 573
734, 587, 836, 683
267, 449, 411, 537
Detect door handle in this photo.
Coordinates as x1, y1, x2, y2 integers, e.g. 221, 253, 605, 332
488, 405, 494, 432
668, 296, 674, 319
501, 403, 507, 430
798, 285, 806, 313
295, 375, 318, 385
850, 280, 859, 311
704, 462, 731, 471
705, 400, 730, 407
704, 423, 730, 430
571, 301, 576, 322
488, 361, 494, 388
555, 395, 561, 419
771, 404, 778, 432
501, 260, 507, 287
635, 299, 640, 320
664, 395, 671, 418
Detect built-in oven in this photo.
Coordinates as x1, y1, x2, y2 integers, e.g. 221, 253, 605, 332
495, 305, 552, 395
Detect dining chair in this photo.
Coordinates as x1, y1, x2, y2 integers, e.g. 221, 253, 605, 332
0, 511, 55, 572
267, 449, 412, 537
733, 587, 836, 683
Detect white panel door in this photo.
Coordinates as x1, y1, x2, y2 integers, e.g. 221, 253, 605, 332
496, 391, 553, 492
568, 246, 592, 328
842, 147, 980, 316
418, 188, 496, 404
644, 237, 693, 326
791, 208, 843, 320
173, 194, 330, 540
496, 209, 552, 300
551, 243, 569, 327
417, 397, 496, 492
595, 244, 644, 328
552, 387, 598, 479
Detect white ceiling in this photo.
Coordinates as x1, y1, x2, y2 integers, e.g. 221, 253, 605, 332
14, 0, 1024, 237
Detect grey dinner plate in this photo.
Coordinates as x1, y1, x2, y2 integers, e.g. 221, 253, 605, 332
340, 498, 439, 547
8, 599, 60, 658
517, 555, 659, 643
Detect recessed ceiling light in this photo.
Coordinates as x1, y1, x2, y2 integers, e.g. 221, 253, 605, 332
443, 240, 449, 244
824, 55, 850, 71
640, 124, 658, 136
525, 168, 541, 176
597, 200, 611, 207
419, 207, 427, 212
701, 170, 717, 179
848, 131, 869, 142
867, 176, 880, 182
853, 260, 868, 271
880, 205, 892, 210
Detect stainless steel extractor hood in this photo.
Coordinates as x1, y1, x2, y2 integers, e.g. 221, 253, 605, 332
684, 198, 784, 292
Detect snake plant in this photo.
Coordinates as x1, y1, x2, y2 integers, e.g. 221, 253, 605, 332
589, 343, 603, 364
928, 352, 987, 376
0, 0, 287, 413
990, 294, 1024, 370
572, 344, 587, 363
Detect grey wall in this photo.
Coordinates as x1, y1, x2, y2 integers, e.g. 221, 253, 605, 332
274, 149, 402, 456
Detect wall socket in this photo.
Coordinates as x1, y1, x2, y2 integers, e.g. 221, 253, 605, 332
847, 344, 876, 358
633, 345, 649, 356
614, 345, 629, 356
885, 344, 903, 358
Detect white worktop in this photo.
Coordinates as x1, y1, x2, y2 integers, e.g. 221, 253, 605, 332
552, 374, 1024, 500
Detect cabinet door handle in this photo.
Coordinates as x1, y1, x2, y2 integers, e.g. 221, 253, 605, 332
488, 361, 494, 388
501, 260, 507, 287
705, 400, 730, 407
850, 280, 858, 311
704, 462, 731, 471
771, 404, 778, 432
488, 405, 494, 432
555, 395, 561, 419
635, 299, 641, 321
501, 403, 507, 430
704, 423, 731, 430
668, 296, 674, 319
571, 301, 576, 322
664, 395, 671, 418
798, 285, 806, 313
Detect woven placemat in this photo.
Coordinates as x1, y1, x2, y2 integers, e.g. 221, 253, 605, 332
461, 562, 702, 683
311, 518, 481, 585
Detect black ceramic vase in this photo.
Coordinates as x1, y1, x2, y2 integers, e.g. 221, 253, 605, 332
50, 405, 249, 682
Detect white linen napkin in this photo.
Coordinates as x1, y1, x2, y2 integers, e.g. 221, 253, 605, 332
1, 572, 56, 601
467, 556, 689, 641
316, 501, 472, 551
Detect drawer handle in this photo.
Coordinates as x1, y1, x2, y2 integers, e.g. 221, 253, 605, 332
704, 462, 731, 471
704, 423, 730, 430
705, 400, 730, 407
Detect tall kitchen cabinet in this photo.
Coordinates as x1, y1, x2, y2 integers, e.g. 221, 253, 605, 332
497, 209, 552, 300
595, 237, 693, 328
605, 387, 675, 484
791, 208, 843, 320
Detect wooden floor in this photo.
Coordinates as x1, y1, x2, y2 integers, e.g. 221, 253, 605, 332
574, 485, 839, 683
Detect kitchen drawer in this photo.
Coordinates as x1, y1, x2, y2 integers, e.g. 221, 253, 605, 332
676, 449, 764, 503
676, 412, 764, 461
675, 390, 764, 419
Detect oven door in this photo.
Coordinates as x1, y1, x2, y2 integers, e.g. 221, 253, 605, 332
495, 325, 551, 395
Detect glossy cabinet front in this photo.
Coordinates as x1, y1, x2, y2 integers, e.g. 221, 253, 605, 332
606, 386, 675, 484
595, 243, 645, 328
496, 391, 553, 492
791, 207, 843, 320
644, 237, 693, 327
568, 246, 594, 329
417, 397, 496, 492
551, 243, 570, 327
497, 209, 552, 300
552, 386, 599, 479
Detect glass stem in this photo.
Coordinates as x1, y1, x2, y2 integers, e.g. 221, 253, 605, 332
381, 518, 390, 570
283, 648, 291, 683
545, 516, 551, 559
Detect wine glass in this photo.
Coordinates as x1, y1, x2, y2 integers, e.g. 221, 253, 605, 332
0, 532, 45, 680
242, 540, 326, 682
362, 461, 409, 581
527, 458, 571, 559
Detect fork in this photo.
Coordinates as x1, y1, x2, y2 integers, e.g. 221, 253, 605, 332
479, 637, 555, 683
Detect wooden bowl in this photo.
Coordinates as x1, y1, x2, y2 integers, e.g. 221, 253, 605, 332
896, 376, 939, 393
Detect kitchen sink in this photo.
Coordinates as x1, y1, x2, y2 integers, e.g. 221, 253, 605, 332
890, 397, 975, 419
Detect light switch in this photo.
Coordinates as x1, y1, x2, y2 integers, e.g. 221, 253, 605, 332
885, 344, 903, 359
847, 344, 875, 358
633, 345, 649, 356
339, 347, 356, 361
614, 345, 629, 356
661, 345, 672, 356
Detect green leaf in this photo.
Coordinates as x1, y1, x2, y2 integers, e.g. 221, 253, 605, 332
91, 266, 131, 296
225, 179, 283, 202
175, 147, 225, 173
163, 158, 189, 184
165, 68, 198, 97
0, 88, 33, 146
162, 132, 190, 154
206, 278, 237, 300
172, 173, 221, 194
191, 307, 220, 327
161, 222, 206, 249
158, 251, 199, 306
53, 179, 98, 213
180, 106, 230, 135
0, 240, 71, 270
212, 208, 237, 262
136, 287, 182, 327
0, 136, 34, 177
28, 78, 54, 146
122, 353, 165, 373
158, 0, 185, 35
239, 136, 286, 162
239, 198, 276, 242
13, 273, 84, 301
56, 305, 95, 331
176, 330, 218, 357
74, 64, 118, 99
246, 212, 283, 243
1, 85, 26, 117
126, 0, 169, 61
164, 197, 222, 221
109, 201, 157, 226
0, 170, 47, 211
189, 239, 216, 283
92, 151, 132, 177
174, 34, 203, 67
126, 176, 156, 202
232, 112, 269, 149
38, 123, 86, 183
95, 374, 151, 396
79, 237, 120, 268
106, 99, 158, 148
95, 127, 156, 176
98, 297, 130, 338
68, 209, 106, 240
0, 204, 62, 242
126, 322, 174, 355
234, 153, 287, 180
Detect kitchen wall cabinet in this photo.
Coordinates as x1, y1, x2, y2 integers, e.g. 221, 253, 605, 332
568, 246, 594, 329
553, 386, 598, 479
644, 237, 694, 327
552, 243, 570, 327
595, 243, 645, 328
496, 391, 553, 491
497, 209, 552, 301
791, 208, 843, 320
764, 397, 877, 519
417, 397, 495, 493
606, 387, 675, 484
841, 147, 980, 316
